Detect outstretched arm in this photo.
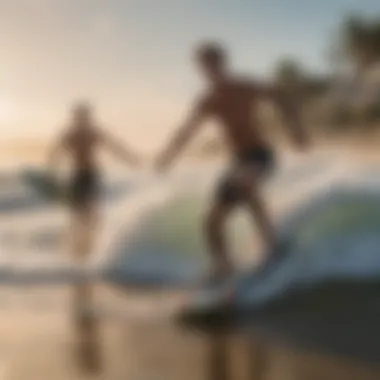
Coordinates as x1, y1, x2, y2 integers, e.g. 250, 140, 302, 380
254, 82, 310, 149
99, 130, 140, 167
47, 133, 68, 172
155, 98, 209, 171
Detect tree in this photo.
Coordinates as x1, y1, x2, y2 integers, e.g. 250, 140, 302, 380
273, 58, 331, 100
274, 58, 304, 88
337, 14, 380, 73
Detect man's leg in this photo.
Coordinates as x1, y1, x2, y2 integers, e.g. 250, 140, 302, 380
204, 200, 234, 277
71, 201, 99, 309
234, 166, 277, 252
70, 204, 94, 319
71, 202, 101, 371
71, 205, 98, 261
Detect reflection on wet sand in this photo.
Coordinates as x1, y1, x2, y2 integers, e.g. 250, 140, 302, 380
205, 334, 267, 380
123, 322, 380, 380
2, 288, 380, 380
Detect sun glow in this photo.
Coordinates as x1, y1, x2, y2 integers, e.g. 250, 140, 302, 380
0, 99, 16, 124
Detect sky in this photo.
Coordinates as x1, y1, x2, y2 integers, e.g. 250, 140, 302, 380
0, 0, 379, 147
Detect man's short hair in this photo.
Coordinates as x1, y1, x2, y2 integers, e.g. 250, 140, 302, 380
195, 41, 227, 65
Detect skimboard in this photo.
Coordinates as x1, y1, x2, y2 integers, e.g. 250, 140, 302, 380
21, 168, 66, 202
21, 168, 135, 207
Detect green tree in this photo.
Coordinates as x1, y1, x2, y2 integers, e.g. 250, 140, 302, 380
274, 58, 304, 88
338, 14, 380, 72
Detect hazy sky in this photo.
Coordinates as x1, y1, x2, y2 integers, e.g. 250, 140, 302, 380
0, 0, 379, 145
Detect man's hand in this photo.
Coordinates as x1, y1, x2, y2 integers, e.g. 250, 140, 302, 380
46, 134, 67, 178
264, 84, 310, 153
100, 130, 143, 168
126, 152, 142, 168
154, 154, 171, 174
153, 96, 209, 174
293, 130, 311, 151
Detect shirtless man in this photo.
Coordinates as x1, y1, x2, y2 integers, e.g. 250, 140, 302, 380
49, 102, 139, 225
48, 102, 140, 368
155, 42, 310, 279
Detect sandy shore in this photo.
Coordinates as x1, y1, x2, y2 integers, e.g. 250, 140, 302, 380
1, 284, 380, 380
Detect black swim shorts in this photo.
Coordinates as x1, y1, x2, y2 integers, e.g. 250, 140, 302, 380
69, 168, 99, 208
216, 146, 275, 205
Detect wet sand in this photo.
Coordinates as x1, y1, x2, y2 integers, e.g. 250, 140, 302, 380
0, 283, 379, 380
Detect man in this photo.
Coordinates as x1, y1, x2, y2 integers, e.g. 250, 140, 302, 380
49, 102, 140, 225
48, 102, 140, 368
155, 42, 310, 281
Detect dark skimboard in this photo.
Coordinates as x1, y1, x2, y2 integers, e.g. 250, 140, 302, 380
21, 167, 135, 207
21, 168, 66, 203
